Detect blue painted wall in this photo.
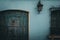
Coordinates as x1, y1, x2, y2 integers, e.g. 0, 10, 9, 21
0, 0, 60, 40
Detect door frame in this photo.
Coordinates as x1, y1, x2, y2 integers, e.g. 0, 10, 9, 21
0, 9, 29, 40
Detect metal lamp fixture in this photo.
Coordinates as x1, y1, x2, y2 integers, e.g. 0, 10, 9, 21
37, 0, 43, 13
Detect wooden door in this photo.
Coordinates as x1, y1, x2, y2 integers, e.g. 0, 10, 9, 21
0, 10, 29, 40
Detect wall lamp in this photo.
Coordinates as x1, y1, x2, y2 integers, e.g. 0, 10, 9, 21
37, 0, 43, 13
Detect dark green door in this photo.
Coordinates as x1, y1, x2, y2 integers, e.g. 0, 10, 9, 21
0, 10, 29, 40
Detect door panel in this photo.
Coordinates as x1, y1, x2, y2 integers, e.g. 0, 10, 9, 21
0, 10, 28, 40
